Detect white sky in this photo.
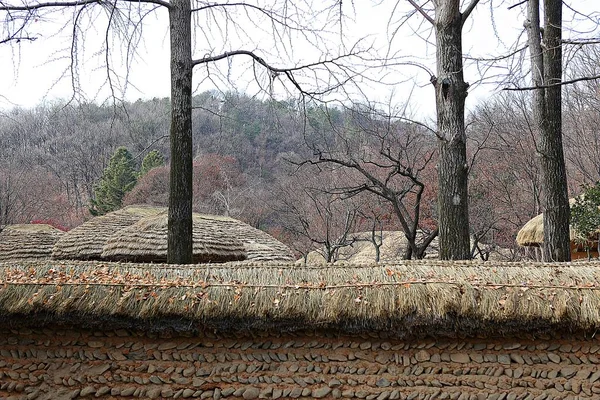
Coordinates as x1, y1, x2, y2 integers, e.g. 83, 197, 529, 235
0, 0, 597, 115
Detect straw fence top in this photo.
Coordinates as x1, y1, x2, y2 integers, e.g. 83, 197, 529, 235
2, 259, 600, 336
0, 224, 65, 261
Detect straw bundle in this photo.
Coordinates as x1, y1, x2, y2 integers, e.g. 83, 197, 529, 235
0, 224, 65, 261
101, 214, 246, 263
2, 259, 600, 335
52, 205, 164, 260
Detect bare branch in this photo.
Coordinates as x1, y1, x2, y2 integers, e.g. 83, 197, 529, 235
461, 0, 480, 24
504, 74, 600, 91
0, 35, 35, 44
507, 0, 527, 11
192, 49, 367, 97
563, 38, 600, 46
0, 0, 170, 11
406, 0, 434, 25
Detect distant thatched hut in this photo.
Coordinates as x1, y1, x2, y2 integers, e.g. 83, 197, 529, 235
0, 224, 65, 261
101, 214, 247, 263
209, 216, 294, 261
52, 205, 163, 260
53, 205, 293, 262
516, 203, 598, 260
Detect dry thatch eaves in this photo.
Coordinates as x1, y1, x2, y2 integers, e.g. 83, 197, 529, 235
101, 214, 246, 263
2, 259, 600, 336
0, 224, 65, 261
51, 205, 164, 260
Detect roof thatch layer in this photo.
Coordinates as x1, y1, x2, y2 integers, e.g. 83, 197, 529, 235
207, 216, 294, 261
51, 205, 164, 260
0, 224, 65, 261
2, 259, 600, 336
53, 205, 293, 262
101, 214, 246, 263
516, 201, 581, 247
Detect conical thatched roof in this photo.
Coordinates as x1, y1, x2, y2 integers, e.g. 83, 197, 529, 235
52, 205, 164, 260
101, 214, 247, 263
3, 259, 600, 336
0, 224, 65, 261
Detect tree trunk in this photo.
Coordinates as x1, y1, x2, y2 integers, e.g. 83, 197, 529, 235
167, 0, 193, 264
433, 0, 471, 260
527, 0, 570, 262
540, 0, 570, 262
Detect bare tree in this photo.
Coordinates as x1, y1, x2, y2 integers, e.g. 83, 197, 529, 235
1, 0, 365, 263
563, 44, 600, 184
523, 0, 570, 261
274, 166, 361, 263
468, 93, 543, 256
302, 104, 438, 259
401, 0, 480, 260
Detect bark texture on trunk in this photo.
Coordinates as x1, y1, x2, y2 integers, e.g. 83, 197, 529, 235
527, 0, 570, 262
167, 0, 193, 264
540, 0, 569, 262
433, 0, 470, 260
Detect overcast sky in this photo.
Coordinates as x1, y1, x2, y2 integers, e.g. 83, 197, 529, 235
1, 1, 597, 115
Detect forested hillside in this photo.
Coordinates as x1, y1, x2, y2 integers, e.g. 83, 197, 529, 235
1, 61, 600, 260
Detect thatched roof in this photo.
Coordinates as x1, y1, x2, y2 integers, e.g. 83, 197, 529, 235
51, 205, 165, 260
2, 259, 600, 336
53, 205, 293, 262
101, 214, 246, 263
516, 199, 582, 247
207, 216, 294, 261
0, 224, 65, 261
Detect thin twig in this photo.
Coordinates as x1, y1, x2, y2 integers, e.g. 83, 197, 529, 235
504, 74, 600, 91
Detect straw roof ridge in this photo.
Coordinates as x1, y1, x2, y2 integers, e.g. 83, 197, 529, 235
2, 259, 600, 335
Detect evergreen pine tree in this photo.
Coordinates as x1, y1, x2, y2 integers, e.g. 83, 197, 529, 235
90, 147, 137, 216
138, 150, 165, 178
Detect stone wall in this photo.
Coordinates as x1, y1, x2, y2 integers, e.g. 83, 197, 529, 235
1, 326, 600, 400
